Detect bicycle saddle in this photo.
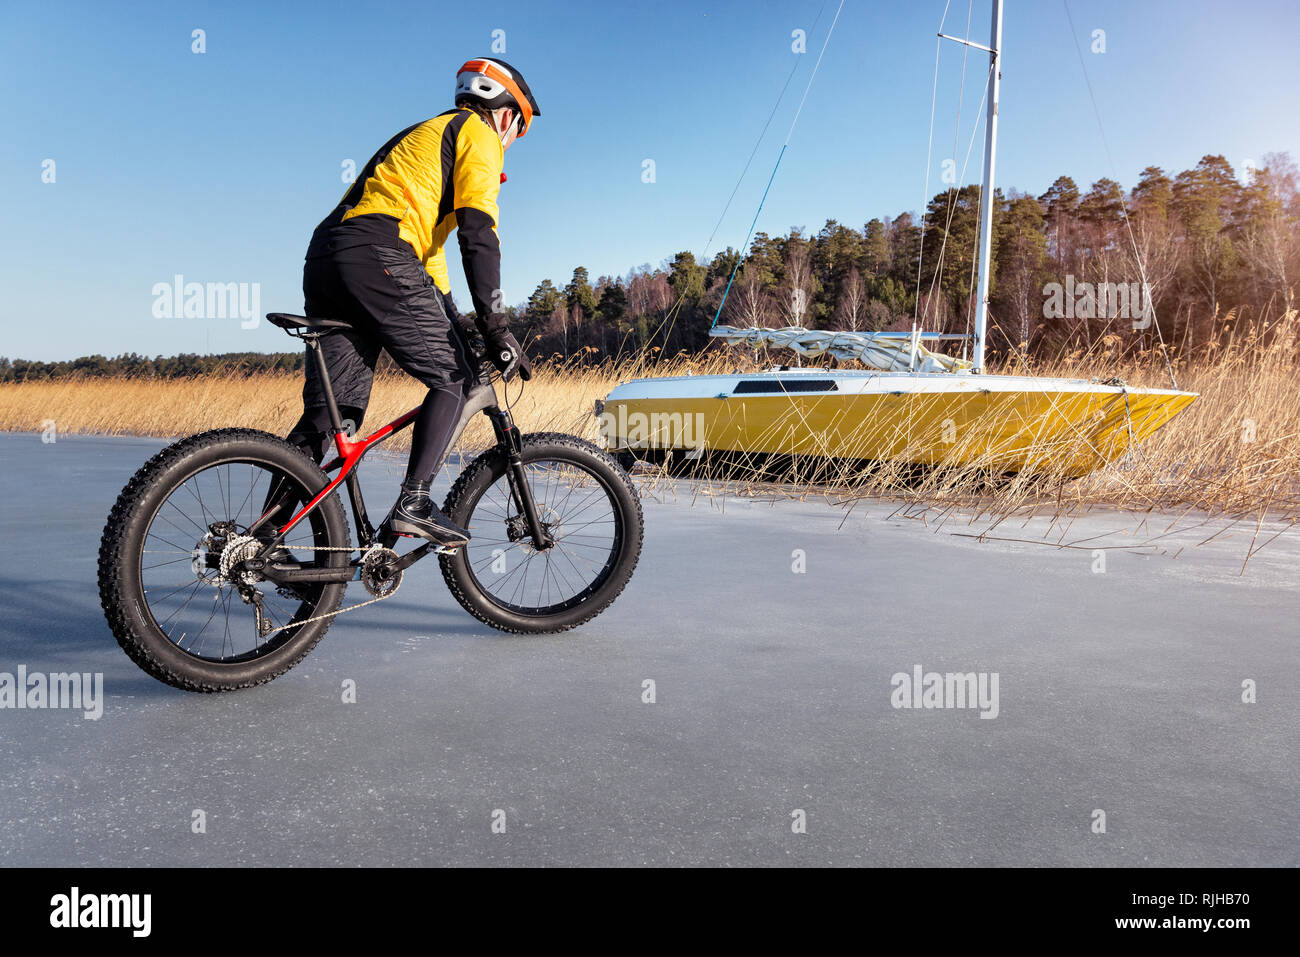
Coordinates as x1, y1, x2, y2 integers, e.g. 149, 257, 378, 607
266, 313, 352, 332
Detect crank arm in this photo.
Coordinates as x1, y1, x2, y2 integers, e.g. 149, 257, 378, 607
390, 542, 434, 572
386, 540, 462, 574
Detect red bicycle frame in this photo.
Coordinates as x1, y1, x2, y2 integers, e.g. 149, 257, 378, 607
277, 405, 421, 540
249, 318, 543, 570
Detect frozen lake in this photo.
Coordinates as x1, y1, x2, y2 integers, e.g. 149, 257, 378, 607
0, 432, 1296, 866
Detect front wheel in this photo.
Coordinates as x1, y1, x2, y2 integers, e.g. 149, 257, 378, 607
439, 433, 643, 633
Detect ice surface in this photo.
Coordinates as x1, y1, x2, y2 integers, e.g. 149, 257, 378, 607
0, 433, 1295, 866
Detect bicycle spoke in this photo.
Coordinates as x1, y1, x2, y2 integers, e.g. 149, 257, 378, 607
184, 477, 214, 530
136, 456, 339, 663
187, 590, 226, 657
215, 464, 229, 522
164, 498, 209, 538
159, 581, 205, 636
147, 576, 211, 606
232, 465, 260, 529
142, 555, 194, 572
146, 525, 198, 555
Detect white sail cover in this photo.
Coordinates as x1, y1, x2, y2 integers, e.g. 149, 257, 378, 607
710, 325, 972, 374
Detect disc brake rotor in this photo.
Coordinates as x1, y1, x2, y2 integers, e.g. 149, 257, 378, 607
506, 504, 561, 555
191, 532, 223, 587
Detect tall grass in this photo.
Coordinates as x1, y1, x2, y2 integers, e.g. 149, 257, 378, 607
1, 320, 1296, 521
0, 356, 610, 448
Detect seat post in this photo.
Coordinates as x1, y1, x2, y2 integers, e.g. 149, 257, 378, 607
306, 336, 348, 438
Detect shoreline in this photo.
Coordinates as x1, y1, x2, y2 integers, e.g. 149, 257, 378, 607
11, 431, 1296, 574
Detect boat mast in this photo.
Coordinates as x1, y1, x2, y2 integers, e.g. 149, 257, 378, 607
972, 0, 1003, 372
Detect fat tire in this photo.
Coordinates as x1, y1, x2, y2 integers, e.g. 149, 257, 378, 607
439, 432, 642, 634
98, 428, 350, 692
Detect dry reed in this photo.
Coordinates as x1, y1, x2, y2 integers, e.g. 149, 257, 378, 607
2, 322, 1296, 522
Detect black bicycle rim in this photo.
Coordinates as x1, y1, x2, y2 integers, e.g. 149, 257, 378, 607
461, 456, 625, 616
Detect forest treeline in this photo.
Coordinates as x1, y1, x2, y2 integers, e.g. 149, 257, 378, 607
0, 351, 306, 382
5, 151, 1296, 381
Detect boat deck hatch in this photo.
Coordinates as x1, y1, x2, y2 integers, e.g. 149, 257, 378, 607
732, 379, 840, 395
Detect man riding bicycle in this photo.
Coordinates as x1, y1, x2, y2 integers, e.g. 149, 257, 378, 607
283, 57, 539, 548
99, 58, 644, 687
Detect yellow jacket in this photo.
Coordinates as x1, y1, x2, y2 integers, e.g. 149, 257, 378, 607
308, 107, 506, 328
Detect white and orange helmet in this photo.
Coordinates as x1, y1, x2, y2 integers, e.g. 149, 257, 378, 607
455, 57, 541, 137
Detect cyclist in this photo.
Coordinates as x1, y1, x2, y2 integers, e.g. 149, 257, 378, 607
282, 57, 538, 547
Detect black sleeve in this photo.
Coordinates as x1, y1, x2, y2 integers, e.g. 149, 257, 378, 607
456, 207, 505, 335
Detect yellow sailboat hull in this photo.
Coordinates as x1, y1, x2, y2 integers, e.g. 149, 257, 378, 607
600, 371, 1197, 477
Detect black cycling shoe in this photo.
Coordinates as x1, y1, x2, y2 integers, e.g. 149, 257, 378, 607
382, 478, 470, 547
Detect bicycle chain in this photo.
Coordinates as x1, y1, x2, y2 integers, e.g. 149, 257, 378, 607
258, 542, 454, 636
265, 587, 397, 636
256, 543, 391, 636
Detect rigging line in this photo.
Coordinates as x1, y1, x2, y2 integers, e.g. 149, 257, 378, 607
646, 0, 829, 356
1062, 0, 1179, 390
709, 144, 788, 329
938, 0, 976, 278
963, 190, 981, 358
912, 30, 946, 326
923, 59, 993, 334
961, 71, 995, 359
962, 76, 993, 358
783, 0, 846, 145
924, 61, 990, 309
703, 0, 829, 257
911, 0, 962, 330
920, 0, 976, 334
711, 0, 847, 329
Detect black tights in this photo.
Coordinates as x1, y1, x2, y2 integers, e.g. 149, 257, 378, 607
406, 384, 467, 482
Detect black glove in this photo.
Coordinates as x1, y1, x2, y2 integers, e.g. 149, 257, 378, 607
455, 315, 487, 359
442, 292, 492, 380
484, 327, 532, 382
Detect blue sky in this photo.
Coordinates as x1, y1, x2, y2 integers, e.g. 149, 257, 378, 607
2, 0, 1297, 361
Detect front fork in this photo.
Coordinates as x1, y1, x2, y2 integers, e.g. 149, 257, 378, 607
491, 408, 553, 550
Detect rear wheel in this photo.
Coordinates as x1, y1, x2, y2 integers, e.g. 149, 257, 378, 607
439, 433, 643, 633
98, 428, 351, 692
